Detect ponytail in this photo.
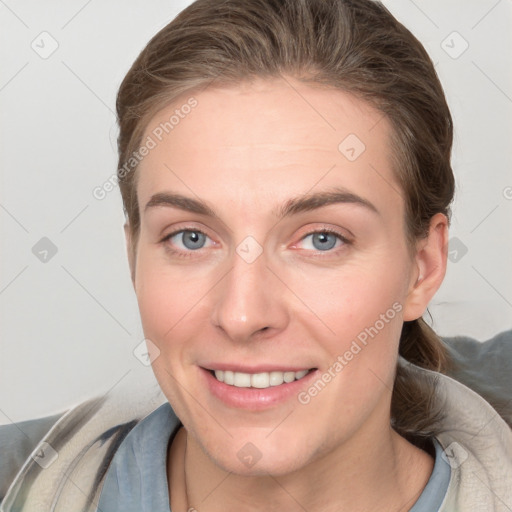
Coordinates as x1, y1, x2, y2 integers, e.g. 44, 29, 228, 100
391, 316, 452, 444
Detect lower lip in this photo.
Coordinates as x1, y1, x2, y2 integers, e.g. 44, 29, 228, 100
200, 367, 318, 411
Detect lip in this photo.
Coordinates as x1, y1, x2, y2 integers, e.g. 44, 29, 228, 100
202, 363, 314, 373
200, 366, 319, 411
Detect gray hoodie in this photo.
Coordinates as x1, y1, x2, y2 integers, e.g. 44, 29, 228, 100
1, 331, 511, 511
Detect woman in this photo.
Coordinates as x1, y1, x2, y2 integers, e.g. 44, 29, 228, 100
2, 0, 511, 510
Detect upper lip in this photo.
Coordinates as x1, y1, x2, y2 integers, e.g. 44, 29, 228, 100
201, 364, 316, 373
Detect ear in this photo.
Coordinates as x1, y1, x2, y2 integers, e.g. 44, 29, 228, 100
402, 213, 449, 321
124, 222, 136, 287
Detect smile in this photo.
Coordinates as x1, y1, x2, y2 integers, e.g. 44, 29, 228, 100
210, 369, 314, 389
201, 366, 320, 410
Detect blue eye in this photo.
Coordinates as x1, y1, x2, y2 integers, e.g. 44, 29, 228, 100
299, 230, 348, 252
161, 227, 349, 259
165, 229, 210, 251
311, 232, 337, 250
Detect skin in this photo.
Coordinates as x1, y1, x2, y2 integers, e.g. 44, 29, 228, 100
124, 75, 449, 512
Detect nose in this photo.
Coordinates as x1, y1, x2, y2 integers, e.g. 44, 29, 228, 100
210, 248, 289, 343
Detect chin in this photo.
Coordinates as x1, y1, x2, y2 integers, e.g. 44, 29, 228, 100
201, 432, 313, 477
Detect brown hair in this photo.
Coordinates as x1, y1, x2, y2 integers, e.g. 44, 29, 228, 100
116, 0, 455, 441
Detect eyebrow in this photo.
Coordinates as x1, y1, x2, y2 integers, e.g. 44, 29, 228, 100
144, 187, 380, 219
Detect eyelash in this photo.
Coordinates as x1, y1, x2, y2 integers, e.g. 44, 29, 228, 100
160, 226, 351, 259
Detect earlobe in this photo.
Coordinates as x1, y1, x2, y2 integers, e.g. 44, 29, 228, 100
402, 213, 449, 321
124, 223, 136, 287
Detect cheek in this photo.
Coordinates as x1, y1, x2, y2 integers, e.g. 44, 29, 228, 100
285, 258, 406, 402
290, 260, 405, 339
134, 260, 205, 407
134, 254, 207, 349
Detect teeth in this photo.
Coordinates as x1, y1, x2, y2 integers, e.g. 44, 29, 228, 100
234, 372, 251, 387
213, 369, 311, 388
269, 371, 284, 386
251, 372, 270, 388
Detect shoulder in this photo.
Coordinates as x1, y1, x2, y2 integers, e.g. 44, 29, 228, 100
430, 370, 512, 511
1, 380, 167, 511
97, 402, 181, 512
403, 360, 512, 511
441, 328, 512, 426
0, 412, 65, 504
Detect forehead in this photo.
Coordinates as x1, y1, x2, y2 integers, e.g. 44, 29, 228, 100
137, 76, 403, 223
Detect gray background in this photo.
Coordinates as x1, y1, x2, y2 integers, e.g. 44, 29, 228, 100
1, 0, 511, 424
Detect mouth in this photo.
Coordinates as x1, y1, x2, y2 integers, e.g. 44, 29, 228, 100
199, 364, 320, 410
207, 368, 316, 389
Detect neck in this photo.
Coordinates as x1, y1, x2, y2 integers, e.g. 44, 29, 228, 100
168, 423, 434, 512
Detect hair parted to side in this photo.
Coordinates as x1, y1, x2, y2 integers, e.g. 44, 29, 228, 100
116, 0, 455, 442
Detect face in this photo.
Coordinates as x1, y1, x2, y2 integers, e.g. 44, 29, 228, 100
127, 76, 437, 476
